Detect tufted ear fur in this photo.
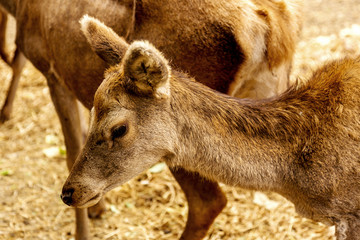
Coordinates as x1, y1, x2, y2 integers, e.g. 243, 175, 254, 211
80, 15, 129, 66
122, 41, 171, 99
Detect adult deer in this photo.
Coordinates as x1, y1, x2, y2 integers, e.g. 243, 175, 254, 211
63, 17, 360, 240
0, 8, 26, 123
0, 0, 301, 239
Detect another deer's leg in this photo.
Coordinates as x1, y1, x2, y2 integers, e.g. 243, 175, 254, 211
0, 11, 10, 64
171, 168, 227, 240
0, 49, 26, 123
46, 74, 90, 240
75, 101, 107, 219
88, 199, 106, 219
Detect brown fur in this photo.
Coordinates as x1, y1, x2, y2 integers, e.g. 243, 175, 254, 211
0, 1, 302, 239
63, 24, 360, 239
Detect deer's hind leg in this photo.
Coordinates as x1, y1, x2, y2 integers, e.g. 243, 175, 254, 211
0, 49, 26, 123
0, 10, 9, 64
171, 168, 227, 240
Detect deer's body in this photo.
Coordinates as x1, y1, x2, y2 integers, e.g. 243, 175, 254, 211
169, 63, 360, 229
0, 0, 301, 239
63, 18, 360, 240
10, 0, 302, 106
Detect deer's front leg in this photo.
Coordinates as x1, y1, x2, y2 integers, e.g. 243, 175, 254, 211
170, 168, 227, 240
46, 73, 91, 240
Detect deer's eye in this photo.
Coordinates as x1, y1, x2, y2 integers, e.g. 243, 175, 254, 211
111, 124, 128, 141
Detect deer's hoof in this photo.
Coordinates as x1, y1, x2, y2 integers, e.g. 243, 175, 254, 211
0, 110, 10, 123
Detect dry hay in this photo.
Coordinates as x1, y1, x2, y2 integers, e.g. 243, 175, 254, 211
1, 0, 360, 239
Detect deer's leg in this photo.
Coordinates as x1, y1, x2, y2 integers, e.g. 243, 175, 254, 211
75, 101, 106, 219
170, 168, 227, 240
88, 197, 106, 218
46, 73, 90, 240
0, 11, 10, 64
0, 49, 26, 123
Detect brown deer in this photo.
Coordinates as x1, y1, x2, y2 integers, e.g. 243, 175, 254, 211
0, 0, 301, 239
0, 8, 26, 123
62, 17, 360, 240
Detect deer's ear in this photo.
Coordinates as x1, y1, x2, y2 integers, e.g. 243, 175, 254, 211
80, 15, 129, 66
122, 41, 171, 99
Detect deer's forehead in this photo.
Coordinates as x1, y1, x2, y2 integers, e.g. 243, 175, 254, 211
94, 70, 130, 108
93, 85, 135, 124
93, 95, 135, 122
96, 70, 123, 96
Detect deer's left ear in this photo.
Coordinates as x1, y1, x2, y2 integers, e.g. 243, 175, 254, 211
80, 15, 129, 66
122, 41, 171, 99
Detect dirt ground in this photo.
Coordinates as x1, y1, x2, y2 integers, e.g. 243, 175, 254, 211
1, 0, 360, 239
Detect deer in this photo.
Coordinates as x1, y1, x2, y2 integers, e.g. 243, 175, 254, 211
62, 16, 360, 240
0, 8, 26, 123
0, 0, 302, 239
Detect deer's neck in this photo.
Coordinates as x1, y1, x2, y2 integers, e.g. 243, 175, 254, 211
169, 73, 318, 192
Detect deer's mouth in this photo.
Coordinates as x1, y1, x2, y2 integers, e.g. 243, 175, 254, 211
77, 192, 102, 208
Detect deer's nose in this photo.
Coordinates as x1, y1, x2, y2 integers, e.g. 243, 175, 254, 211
61, 187, 75, 206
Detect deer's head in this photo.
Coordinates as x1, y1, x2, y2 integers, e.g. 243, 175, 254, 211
61, 16, 178, 208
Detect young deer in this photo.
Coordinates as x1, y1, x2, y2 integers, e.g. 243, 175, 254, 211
62, 17, 360, 240
0, 8, 26, 123
0, 0, 301, 239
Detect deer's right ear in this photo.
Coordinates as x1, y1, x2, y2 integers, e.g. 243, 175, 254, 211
122, 41, 171, 99
80, 15, 129, 66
